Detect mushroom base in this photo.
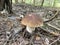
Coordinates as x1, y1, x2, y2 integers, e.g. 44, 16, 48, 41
26, 26, 35, 33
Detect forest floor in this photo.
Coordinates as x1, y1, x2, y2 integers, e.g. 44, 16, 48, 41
0, 3, 60, 45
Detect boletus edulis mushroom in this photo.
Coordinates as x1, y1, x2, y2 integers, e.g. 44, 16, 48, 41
21, 13, 43, 33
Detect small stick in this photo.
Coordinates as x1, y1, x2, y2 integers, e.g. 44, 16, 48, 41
39, 27, 59, 36
44, 10, 59, 23
49, 35, 60, 45
47, 23, 60, 31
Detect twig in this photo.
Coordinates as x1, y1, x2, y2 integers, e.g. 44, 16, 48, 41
47, 23, 60, 31
29, 36, 34, 45
4, 24, 14, 45
39, 27, 59, 36
4, 33, 12, 45
49, 36, 60, 45
44, 10, 59, 23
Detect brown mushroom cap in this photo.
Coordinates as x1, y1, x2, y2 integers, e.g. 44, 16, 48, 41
21, 13, 43, 27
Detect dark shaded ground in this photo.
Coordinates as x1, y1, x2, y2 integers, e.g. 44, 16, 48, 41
0, 3, 60, 45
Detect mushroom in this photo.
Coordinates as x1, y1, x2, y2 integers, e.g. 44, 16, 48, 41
35, 35, 41, 40
21, 13, 43, 33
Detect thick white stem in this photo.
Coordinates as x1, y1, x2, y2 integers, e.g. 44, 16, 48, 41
26, 26, 35, 33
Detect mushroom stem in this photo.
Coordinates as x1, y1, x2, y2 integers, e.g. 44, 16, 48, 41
26, 26, 35, 33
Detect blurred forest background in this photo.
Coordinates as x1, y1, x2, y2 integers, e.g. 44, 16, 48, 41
12, 0, 60, 7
